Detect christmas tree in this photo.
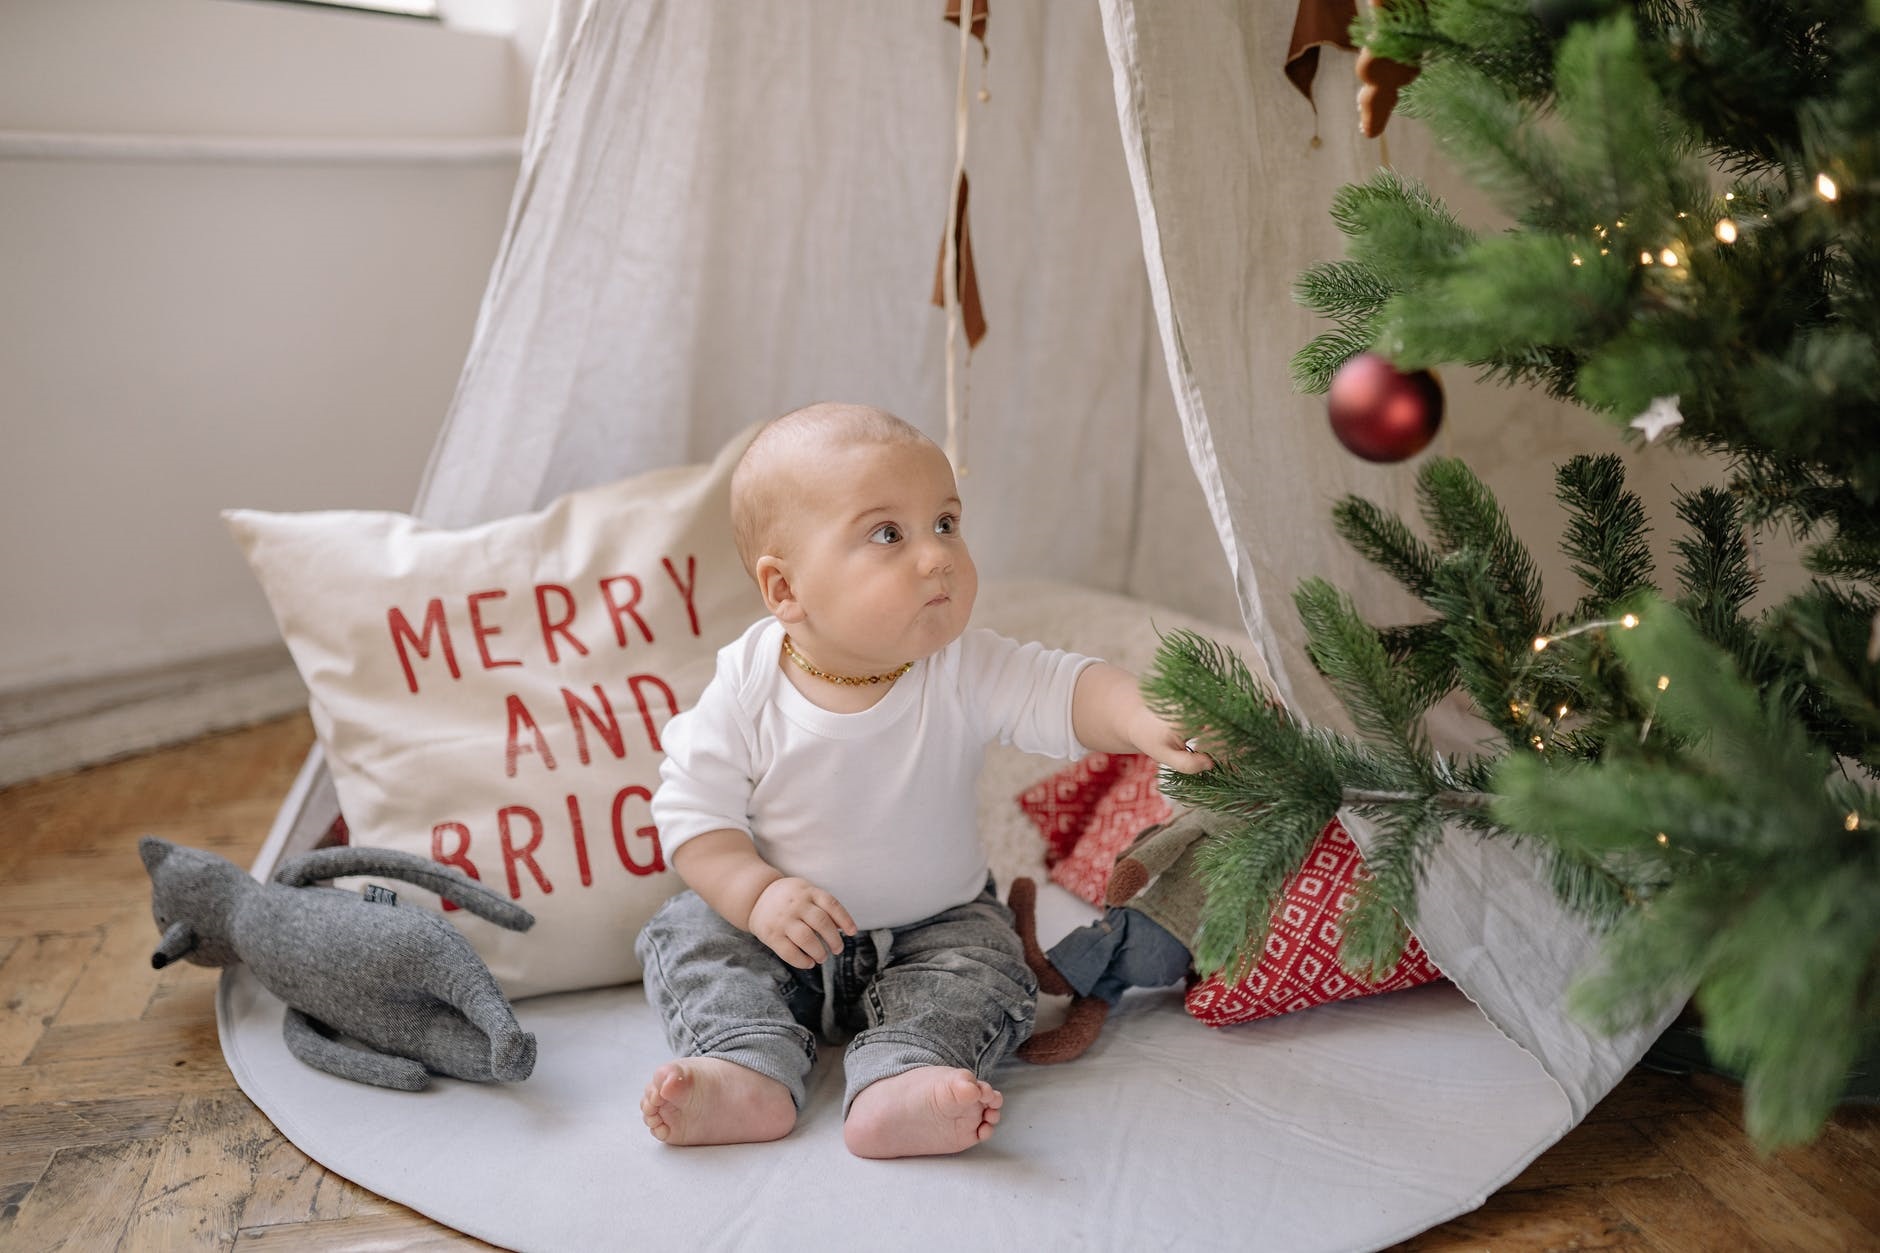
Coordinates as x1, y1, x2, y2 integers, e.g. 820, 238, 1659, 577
1146, 0, 1879, 1148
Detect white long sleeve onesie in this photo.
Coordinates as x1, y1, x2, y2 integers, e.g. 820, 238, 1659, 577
651, 616, 1095, 929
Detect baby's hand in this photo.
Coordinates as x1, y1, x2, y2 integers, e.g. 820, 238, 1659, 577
1131, 710, 1214, 775
749, 877, 857, 969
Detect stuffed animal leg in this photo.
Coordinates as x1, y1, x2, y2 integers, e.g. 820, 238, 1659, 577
1011, 809, 1222, 1063
271, 845, 538, 1087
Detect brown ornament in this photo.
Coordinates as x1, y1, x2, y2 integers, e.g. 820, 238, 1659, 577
1355, 0, 1420, 138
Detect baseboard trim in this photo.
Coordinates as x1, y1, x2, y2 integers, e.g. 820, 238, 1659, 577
0, 646, 308, 789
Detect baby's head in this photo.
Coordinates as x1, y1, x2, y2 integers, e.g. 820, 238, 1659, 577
731, 402, 977, 673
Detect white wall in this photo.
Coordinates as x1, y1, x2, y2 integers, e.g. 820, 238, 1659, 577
0, 0, 525, 697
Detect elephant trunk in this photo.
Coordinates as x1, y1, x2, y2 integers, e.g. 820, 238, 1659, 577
150, 921, 196, 969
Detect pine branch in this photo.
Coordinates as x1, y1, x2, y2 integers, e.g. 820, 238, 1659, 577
1556, 453, 1655, 617
1339, 801, 1442, 977
1294, 579, 1436, 765
1333, 496, 1443, 599
1192, 801, 1339, 975
1491, 600, 1880, 1145
1417, 459, 1547, 628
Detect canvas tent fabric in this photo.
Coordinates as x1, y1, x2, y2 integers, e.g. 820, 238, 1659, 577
225, 1, 1677, 1247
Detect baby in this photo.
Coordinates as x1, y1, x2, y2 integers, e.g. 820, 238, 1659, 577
637, 402, 1210, 1158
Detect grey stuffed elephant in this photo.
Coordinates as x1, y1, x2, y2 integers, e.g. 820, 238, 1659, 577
140, 836, 537, 1091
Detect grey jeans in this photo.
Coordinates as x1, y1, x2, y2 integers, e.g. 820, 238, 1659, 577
635, 880, 1037, 1114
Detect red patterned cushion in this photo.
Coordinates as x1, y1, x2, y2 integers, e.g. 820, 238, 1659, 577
1016, 753, 1170, 906
1015, 758, 1442, 1025
1183, 817, 1442, 1026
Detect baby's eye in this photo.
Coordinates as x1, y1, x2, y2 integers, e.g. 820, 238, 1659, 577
934, 514, 961, 537
868, 523, 904, 545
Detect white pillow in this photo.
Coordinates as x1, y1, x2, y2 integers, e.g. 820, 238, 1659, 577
225, 430, 764, 999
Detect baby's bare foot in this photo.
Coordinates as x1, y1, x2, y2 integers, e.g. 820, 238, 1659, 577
640, 1057, 795, 1146
842, 1066, 1002, 1159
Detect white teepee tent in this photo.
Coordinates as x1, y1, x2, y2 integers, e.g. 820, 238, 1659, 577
225, 3, 1676, 1249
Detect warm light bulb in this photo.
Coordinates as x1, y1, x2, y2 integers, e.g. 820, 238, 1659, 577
1571, 254, 1583, 266
1655, 832, 1669, 846
1715, 219, 1738, 243
1530, 736, 1545, 751
1816, 173, 1839, 201
1532, 636, 1550, 652
1724, 191, 1735, 201
1615, 219, 1626, 229
1621, 613, 1639, 629
1847, 812, 1861, 831
1599, 247, 1610, 256
1656, 675, 1670, 691
1639, 250, 1654, 265
1557, 705, 1570, 719
1660, 248, 1679, 266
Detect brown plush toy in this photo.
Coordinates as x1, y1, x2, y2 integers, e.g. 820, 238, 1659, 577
1009, 807, 1229, 1063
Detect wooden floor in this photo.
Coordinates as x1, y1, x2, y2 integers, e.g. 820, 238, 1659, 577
1, 715, 1875, 1253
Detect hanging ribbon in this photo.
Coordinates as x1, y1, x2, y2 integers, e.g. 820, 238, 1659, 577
935, 0, 988, 471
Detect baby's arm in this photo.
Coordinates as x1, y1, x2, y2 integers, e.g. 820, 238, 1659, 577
1071, 663, 1213, 774
672, 831, 857, 969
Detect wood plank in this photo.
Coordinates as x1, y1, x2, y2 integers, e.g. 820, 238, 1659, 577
237, 1113, 372, 1230
1582, 1066, 1710, 1124
0, 903, 132, 939
1, 1049, 235, 1106
118, 1093, 267, 1251
0, 1147, 51, 1193
1771, 1110, 1880, 1244
0, 1094, 180, 1156
1642, 1104, 1877, 1253
24, 1014, 220, 1068
1502, 1117, 1678, 1192
1, 1136, 161, 1252
143, 970, 220, 1022
55, 908, 165, 1026
232, 1211, 498, 1251
1392, 1184, 1645, 1251
1605, 1170, 1775, 1253
0, 932, 100, 1065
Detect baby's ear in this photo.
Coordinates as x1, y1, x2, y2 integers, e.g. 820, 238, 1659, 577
755, 556, 803, 622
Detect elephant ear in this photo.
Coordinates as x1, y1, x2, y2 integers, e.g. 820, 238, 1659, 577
139, 835, 172, 875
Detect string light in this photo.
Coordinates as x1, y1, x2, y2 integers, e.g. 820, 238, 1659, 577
1530, 735, 1545, 751
1724, 191, 1735, 201
1639, 250, 1654, 265
1659, 248, 1680, 267
1557, 704, 1570, 719
1715, 219, 1738, 243
1655, 832, 1669, 846
1531, 614, 1641, 652
1656, 675, 1671, 691
1571, 254, 1583, 266
1846, 812, 1861, 831
1816, 173, 1839, 201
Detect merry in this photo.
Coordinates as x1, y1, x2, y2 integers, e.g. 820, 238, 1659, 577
386, 556, 702, 694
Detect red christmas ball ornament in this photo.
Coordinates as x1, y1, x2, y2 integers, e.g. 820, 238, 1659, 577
1326, 352, 1444, 463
